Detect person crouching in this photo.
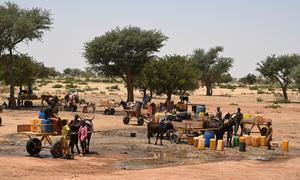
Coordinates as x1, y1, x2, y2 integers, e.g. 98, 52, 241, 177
61, 119, 73, 159
78, 121, 88, 156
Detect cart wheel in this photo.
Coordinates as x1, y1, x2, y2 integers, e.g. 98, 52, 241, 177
50, 140, 63, 158
123, 116, 130, 124
137, 117, 144, 126
170, 133, 180, 144
24, 101, 33, 108
0, 117, 2, 126
71, 105, 77, 112
109, 108, 115, 115
261, 127, 267, 136
104, 109, 110, 115
26, 138, 42, 155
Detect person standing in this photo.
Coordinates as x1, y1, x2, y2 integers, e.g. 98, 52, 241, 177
78, 121, 88, 156
216, 107, 222, 121
68, 114, 81, 154
61, 119, 72, 159
266, 122, 273, 150
234, 107, 244, 136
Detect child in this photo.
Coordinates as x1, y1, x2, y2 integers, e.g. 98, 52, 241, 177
61, 119, 72, 159
78, 121, 88, 156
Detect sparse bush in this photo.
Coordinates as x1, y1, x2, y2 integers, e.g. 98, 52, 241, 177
78, 82, 88, 85
219, 84, 236, 89
256, 97, 263, 102
52, 84, 63, 88
257, 89, 265, 94
229, 102, 238, 106
249, 86, 258, 90
66, 83, 77, 89
264, 104, 281, 109
268, 87, 275, 91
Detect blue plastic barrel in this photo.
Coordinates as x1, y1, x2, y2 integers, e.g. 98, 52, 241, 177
41, 119, 52, 133
196, 105, 206, 114
39, 111, 46, 119
204, 130, 215, 147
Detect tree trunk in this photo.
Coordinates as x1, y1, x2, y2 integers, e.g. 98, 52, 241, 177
149, 90, 153, 101
166, 92, 172, 102
282, 86, 288, 101
8, 51, 16, 108
125, 75, 134, 102
206, 84, 213, 96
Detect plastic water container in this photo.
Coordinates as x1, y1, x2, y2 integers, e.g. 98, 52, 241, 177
239, 142, 246, 152
193, 137, 199, 147
196, 105, 206, 118
217, 140, 224, 151
234, 136, 239, 146
210, 139, 216, 151
38, 111, 46, 119
41, 119, 52, 133
204, 131, 215, 147
245, 135, 252, 146
198, 138, 205, 150
282, 140, 289, 152
251, 136, 260, 147
260, 136, 267, 146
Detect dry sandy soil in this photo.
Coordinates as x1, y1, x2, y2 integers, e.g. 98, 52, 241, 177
0, 82, 299, 180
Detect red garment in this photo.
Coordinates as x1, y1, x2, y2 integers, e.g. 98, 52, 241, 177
78, 126, 88, 141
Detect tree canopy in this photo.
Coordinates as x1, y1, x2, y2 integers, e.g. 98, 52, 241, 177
257, 54, 300, 101
142, 55, 199, 101
239, 73, 257, 86
192, 46, 233, 96
292, 64, 300, 91
0, 2, 52, 107
84, 26, 168, 102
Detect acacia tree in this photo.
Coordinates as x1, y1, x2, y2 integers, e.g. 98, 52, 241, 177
0, 54, 38, 90
239, 73, 257, 86
0, 2, 52, 107
257, 54, 300, 101
84, 26, 168, 102
192, 46, 233, 96
142, 55, 199, 101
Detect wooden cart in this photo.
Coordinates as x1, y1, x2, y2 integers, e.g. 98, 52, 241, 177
98, 100, 120, 115
17, 125, 63, 158
242, 116, 272, 136
122, 109, 148, 126
169, 120, 217, 144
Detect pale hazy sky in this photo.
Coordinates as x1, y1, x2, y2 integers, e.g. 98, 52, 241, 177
3, 0, 300, 77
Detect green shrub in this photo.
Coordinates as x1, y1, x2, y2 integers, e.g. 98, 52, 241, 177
66, 83, 77, 89
52, 84, 63, 88
219, 84, 236, 89
78, 82, 88, 85
256, 97, 263, 102
249, 86, 258, 90
257, 89, 265, 94
264, 104, 281, 109
268, 87, 275, 91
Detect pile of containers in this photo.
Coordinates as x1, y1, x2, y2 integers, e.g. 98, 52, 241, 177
30, 110, 53, 133
187, 131, 289, 153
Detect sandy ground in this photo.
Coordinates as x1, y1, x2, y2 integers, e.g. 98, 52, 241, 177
0, 83, 300, 180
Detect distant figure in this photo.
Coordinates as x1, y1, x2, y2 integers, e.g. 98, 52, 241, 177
27, 85, 33, 95
266, 122, 273, 150
216, 107, 222, 121
180, 96, 189, 103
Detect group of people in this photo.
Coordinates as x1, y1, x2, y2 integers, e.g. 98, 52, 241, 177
61, 114, 88, 159
215, 107, 273, 150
